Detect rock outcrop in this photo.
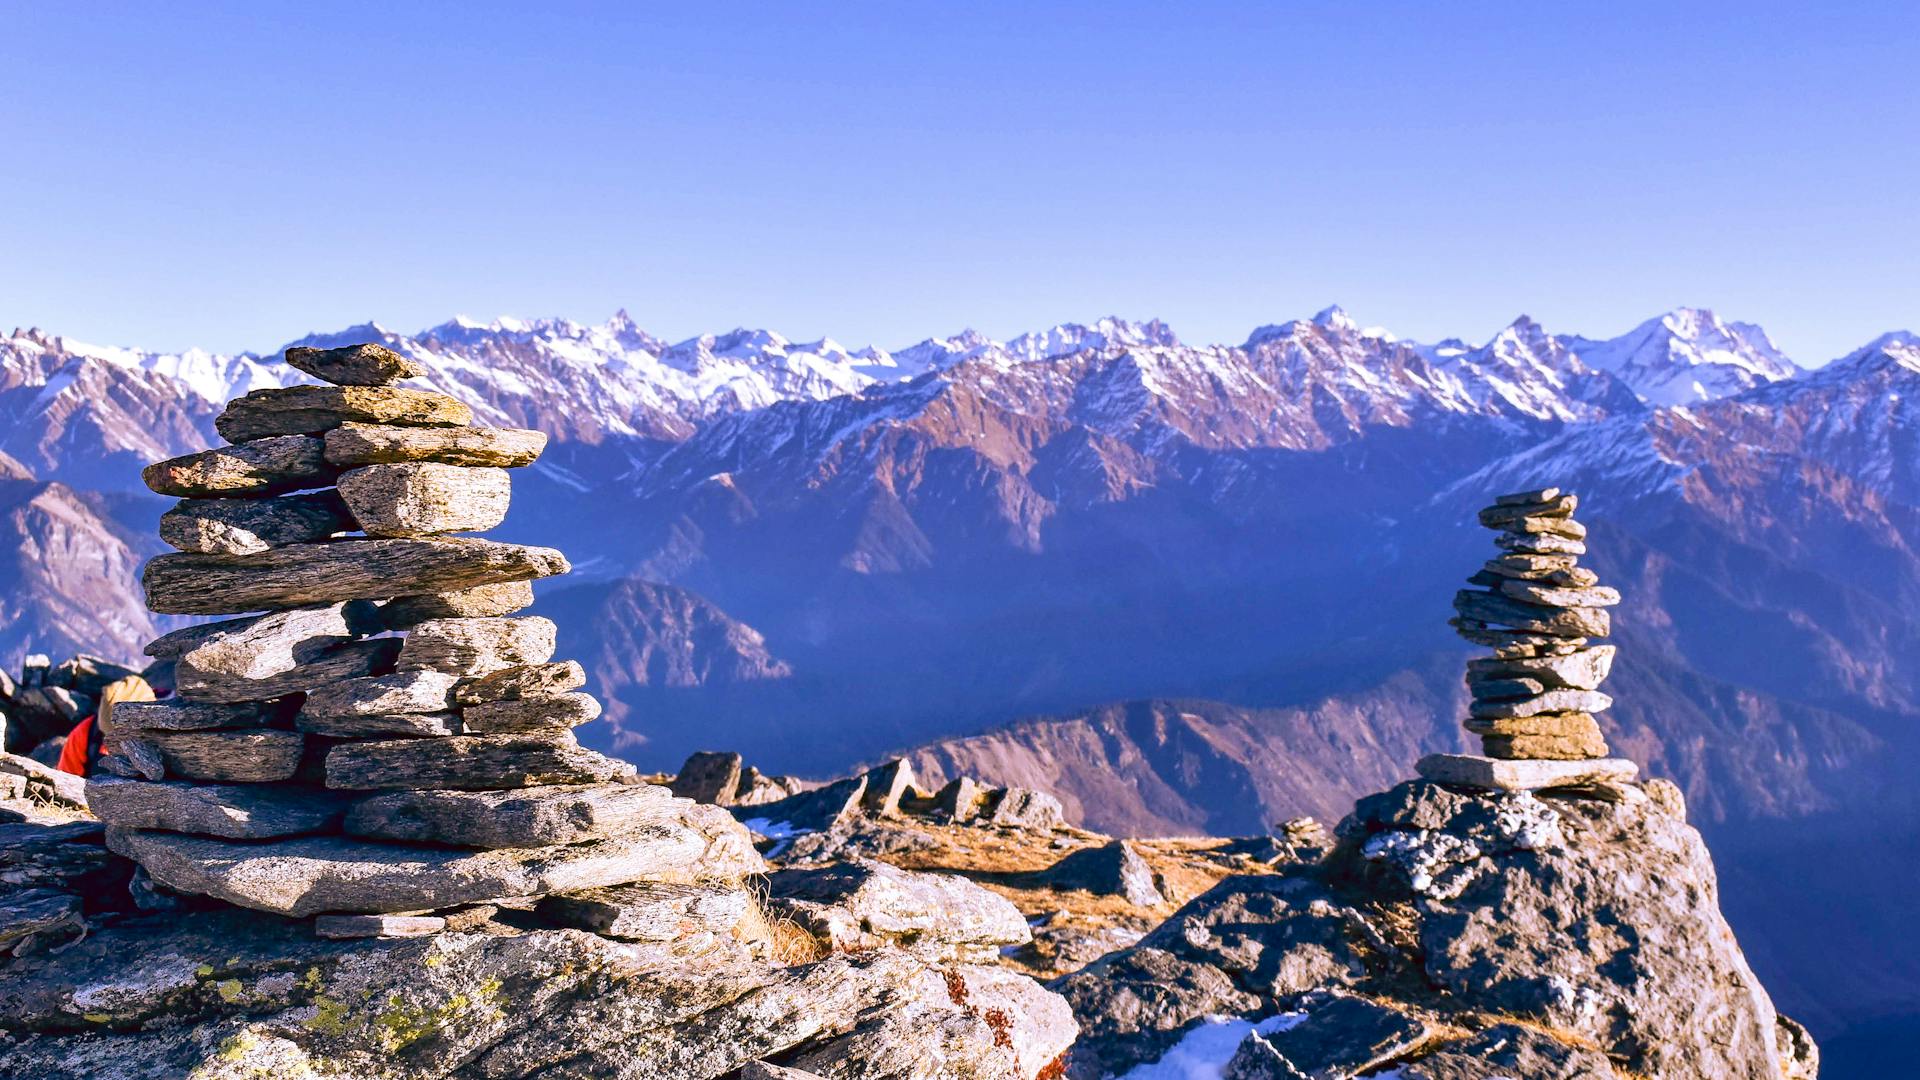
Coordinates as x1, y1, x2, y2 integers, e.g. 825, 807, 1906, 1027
1059, 777, 1817, 1079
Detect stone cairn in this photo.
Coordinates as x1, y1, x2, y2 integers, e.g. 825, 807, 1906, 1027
88, 343, 760, 937
1417, 486, 1638, 792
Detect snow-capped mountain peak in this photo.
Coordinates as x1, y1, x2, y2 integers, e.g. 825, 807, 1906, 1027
1564, 307, 1796, 407
1002, 317, 1178, 364
1312, 304, 1358, 332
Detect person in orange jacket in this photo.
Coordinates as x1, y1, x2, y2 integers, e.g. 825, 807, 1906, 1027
56, 675, 155, 777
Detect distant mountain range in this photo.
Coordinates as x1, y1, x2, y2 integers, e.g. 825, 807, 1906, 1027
4, 303, 1917, 1040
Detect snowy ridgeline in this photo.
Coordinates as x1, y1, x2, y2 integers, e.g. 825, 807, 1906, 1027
2, 305, 1855, 439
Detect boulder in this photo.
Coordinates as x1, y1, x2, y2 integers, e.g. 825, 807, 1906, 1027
159, 491, 356, 555
141, 436, 334, 498
395, 616, 557, 676
214, 385, 471, 442
1493, 531, 1586, 556
1414, 754, 1637, 791
300, 670, 458, 718
451, 660, 584, 706
0, 820, 120, 899
180, 637, 400, 706
382, 581, 536, 627
1467, 689, 1612, 719
1453, 590, 1608, 638
537, 880, 751, 942
104, 824, 755, 917
167, 605, 392, 702
1480, 730, 1612, 760
109, 698, 297, 733
670, 750, 745, 805
1035, 839, 1166, 907
987, 787, 1066, 831
85, 776, 348, 839
0, 753, 89, 809
283, 342, 425, 386
0, 891, 83, 955
1056, 778, 1811, 1080
1464, 675, 1544, 701
142, 729, 307, 784
1493, 514, 1586, 539
336, 462, 512, 537
765, 858, 1031, 962
144, 601, 378, 660
1465, 645, 1615, 691
324, 422, 547, 467
742, 775, 867, 834
1478, 491, 1576, 522
5, 687, 90, 748
1483, 553, 1580, 578
735, 768, 809, 807
933, 776, 987, 822
1496, 580, 1621, 608
857, 758, 915, 816
324, 733, 635, 790
343, 783, 724, 850
143, 538, 569, 615
781, 962, 1079, 1080
459, 691, 599, 734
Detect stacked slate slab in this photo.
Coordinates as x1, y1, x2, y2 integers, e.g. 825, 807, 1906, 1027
1416, 486, 1639, 792
91, 343, 762, 935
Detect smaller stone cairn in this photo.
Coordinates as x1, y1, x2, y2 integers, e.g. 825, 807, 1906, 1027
1417, 486, 1638, 792
93, 343, 761, 936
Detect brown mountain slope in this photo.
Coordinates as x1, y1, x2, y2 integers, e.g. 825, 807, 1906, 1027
535, 577, 794, 754
0, 481, 175, 668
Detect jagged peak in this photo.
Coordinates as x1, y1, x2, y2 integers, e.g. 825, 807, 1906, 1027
1312, 304, 1357, 331
283, 321, 401, 352
1817, 331, 1920, 380
1478, 315, 1563, 360
1003, 316, 1177, 362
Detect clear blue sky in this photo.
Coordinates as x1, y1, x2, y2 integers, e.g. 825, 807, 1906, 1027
3, 2, 1914, 362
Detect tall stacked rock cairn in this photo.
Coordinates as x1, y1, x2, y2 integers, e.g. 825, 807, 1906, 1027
90, 342, 762, 936
1417, 485, 1639, 792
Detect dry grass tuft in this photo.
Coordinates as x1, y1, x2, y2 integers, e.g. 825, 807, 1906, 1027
732, 878, 826, 965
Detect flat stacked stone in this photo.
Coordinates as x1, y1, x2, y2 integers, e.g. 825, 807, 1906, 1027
93, 341, 765, 936
1417, 486, 1638, 792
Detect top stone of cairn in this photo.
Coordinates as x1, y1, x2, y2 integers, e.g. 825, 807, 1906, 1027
285, 342, 427, 387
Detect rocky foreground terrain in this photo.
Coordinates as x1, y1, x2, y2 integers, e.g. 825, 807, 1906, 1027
0, 744, 1818, 1079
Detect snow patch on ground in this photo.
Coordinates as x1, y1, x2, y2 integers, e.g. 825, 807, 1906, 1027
738, 816, 809, 859
1115, 1012, 1306, 1080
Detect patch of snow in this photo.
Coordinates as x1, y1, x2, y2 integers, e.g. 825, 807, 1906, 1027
738, 816, 810, 859
1115, 1012, 1307, 1080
